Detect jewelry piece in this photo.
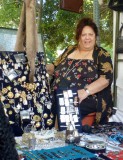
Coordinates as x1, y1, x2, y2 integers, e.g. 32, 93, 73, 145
64, 99, 69, 107
9, 99, 14, 104
67, 90, 73, 97
43, 113, 48, 118
28, 83, 35, 91
63, 50, 91, 78
19, 97, 23, 102
14, 64, 18, 69
36, 151, 48, 160
8, 110, 13, 115
24, 71, 28, 75
20, 91, 27, 99
46, 102, 51, 109
7, 69, 18, 81
1, 59, 5, 64
47, 119, 53, 126
21, 76, 26, 81
63, 91, 69, 98
60, 115, 66, 122
20, 110, 30, 120
63, 59, 82, 78
29, 107, 34, 116
33, 115, 41, 122
27, 93, 32, 100
17, 103, 22, 110
43, 152, 54, 159
23, 99, 28, 105
41, 88, 45, 93
15, 92, 20, 98
3, 63, 7, 69
8, 91, 14, 98
7, 86, 12, 90
2, 88, 8, 94
84, 87, 90, 95
59, 98, 65, 106
50, 113, 54, 118
26, 151, 39, 160
4, 104, 11, 109
35, 122, 41, 128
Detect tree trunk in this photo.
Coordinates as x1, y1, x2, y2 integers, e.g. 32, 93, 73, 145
25, 0, 38, 82
15, 0, 38, 82
14, 3, 26, 51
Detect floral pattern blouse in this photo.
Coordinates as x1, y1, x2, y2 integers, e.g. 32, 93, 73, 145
52, 45, 113, 124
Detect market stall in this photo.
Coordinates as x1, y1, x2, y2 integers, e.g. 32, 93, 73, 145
1, 1, 123, 159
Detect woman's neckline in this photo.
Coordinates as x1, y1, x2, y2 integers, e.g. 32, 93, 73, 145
67, 47, 94, 60
67, 57, 94, 61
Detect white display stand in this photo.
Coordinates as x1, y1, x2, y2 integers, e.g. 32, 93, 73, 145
109, 12, 123, 123
116, 78, 123, 111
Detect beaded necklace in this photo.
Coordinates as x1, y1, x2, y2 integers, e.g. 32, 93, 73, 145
63, 51, 91, 77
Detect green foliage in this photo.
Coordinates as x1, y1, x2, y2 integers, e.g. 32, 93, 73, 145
0, 0, 113, 63
41, 0, 113, 62
101, 43, 113, 58
0, 0, 22, 28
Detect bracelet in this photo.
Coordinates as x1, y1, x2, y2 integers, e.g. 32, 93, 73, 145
84, 88, 90, 95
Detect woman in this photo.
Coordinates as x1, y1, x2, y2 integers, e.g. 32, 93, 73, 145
47, 17, 113, 126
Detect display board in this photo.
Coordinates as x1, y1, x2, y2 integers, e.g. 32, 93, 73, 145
0, 51, 54, 135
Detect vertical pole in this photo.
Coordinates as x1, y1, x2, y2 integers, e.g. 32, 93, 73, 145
113, 11, 120, 107
93, 0, 100, 46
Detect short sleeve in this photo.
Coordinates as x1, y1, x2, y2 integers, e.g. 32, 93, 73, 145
98, 48, 113, 84
52, 47, 68, 68
53, 45, 76, 68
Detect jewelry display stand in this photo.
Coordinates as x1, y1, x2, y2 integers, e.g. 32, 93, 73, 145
56, 88, 82, 132
0, 51, 54, 135
0, 1, 55, 135
23, 145, 96, 160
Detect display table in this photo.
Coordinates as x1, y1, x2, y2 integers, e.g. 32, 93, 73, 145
16, 123, 123, 160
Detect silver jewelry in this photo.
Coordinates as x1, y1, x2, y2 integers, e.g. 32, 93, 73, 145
84, 87, 90, 95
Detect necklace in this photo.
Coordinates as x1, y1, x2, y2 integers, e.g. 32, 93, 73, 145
63, 59, 82, 77
63, 50, 91, 78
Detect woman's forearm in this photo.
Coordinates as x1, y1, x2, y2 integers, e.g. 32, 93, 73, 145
85, 77, 109, 95
78, 77, 109, 103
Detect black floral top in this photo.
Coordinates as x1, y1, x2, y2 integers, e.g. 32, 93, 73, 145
52, 45, 113, 124
53, 59, 98, 90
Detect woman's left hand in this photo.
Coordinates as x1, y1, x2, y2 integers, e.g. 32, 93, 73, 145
77, 89, 88, 103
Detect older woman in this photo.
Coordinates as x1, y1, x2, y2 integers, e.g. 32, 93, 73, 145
47, 17, 113, 126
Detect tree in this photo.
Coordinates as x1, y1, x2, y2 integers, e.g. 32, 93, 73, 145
0, 0, 113, 62
0, 0, 22, 28
41, 0, 113, 62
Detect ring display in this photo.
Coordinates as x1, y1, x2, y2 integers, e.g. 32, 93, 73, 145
56, 88, 82, 132
85, 141, 106, 153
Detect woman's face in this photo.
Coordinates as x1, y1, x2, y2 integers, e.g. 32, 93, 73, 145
79, 26, 96, 51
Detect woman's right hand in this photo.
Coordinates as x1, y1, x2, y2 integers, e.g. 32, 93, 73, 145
77, 89, 88, 103
46, 64, 55, 75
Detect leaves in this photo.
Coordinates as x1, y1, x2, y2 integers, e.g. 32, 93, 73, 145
0, 0, 113, 61
0, 0, 22, 28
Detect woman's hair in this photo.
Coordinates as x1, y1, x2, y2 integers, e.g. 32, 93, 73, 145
0, 103, 19, 160
75, 17, 98, 41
